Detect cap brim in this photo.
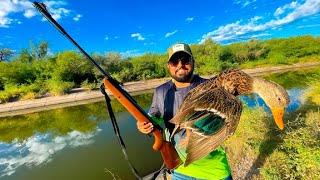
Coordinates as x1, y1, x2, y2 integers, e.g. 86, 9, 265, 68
168, 51, 192, 62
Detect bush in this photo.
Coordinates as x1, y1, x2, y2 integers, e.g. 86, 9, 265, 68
53, 51, 94, 86
0, 91, 10, 103
303, 74, 320, 105
262, 111, 320, 179
224, 104, 320, 180
21, 92, 37, 100
81, 79, 98, 90
0, 61, 37, 85
46, 80, 74, 96
131, 54, 167, 80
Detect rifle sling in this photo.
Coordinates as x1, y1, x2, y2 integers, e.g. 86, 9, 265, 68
100, 84, 142, 180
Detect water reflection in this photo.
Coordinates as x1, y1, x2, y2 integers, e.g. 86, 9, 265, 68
0, 93, 159, 180
240, 88, 305, 113
0, 129, 100, 177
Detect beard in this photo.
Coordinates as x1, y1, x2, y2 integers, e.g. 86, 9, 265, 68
170, 68, 194, 82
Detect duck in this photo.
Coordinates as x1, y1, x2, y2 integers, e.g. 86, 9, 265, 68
170, 69, 290, 166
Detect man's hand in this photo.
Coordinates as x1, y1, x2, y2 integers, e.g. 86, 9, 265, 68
137, 122, 154, 134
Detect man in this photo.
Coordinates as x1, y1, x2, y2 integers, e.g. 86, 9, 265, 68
137, 43, 232, 179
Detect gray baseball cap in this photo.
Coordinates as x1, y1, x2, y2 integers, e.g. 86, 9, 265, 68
167, 43, 193, 62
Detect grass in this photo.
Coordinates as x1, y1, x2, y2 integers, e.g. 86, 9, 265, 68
239, 55, 320, 69
303, 74, 320, 105
224, 75, 320, 180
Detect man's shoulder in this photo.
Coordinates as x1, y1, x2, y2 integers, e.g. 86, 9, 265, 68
155, 80, 174, 92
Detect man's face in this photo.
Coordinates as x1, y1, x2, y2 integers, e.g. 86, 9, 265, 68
167, 52, 194, 82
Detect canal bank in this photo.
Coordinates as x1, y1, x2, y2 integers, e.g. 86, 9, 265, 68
1, 62, 319, 117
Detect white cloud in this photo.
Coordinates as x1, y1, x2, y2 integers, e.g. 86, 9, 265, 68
0, 130, 100, 177
45, 7, 70, 21
297, 23, 320, 28
185, 17, 194, 22
131, 33, 145, 41
23, 9, 36, 18
105, 35, 109, 40
234, 0, 256, 8
274, 1, 299, 17
165, 30, 178, 38
73, 14, 82, 21
201, 0, 320, 43
120, 49, 142, 58
0, 0, 76, 28
143, 42, 155, 46
0, 0, 32, 27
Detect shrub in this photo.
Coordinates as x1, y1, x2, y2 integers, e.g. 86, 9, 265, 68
303, 74, 320, 105
261, 111, 320, 179
224, 104, 320, 180
53, 51, 94, 86
21, 92, 37, 100
46, 80, 74, 96
81, 79, 98, 90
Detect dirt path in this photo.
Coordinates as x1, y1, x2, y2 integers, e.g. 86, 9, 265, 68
0, 62, 319, 117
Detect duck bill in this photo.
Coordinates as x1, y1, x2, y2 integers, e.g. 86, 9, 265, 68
271, 108, 285, 130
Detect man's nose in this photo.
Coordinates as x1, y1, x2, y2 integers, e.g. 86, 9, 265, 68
176, 61, 184, 68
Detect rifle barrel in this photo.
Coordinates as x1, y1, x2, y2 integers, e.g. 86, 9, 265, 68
33, 2, 109, 78
32, 2, 153, 125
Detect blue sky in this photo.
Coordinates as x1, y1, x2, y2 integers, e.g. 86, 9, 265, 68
1, 0, 320, 57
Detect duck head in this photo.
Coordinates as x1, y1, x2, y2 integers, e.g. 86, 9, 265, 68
252, 78, 290, 130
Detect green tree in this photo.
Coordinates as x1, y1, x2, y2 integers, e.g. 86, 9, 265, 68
15, 49, 33, 63
131, 53, 166, 80
38, 41, 48, 59
0, 48, 14, 61
219, 46, 235, 63
30, 41, 49, 60
53, 51, 94, 86
192, 39, 223, 73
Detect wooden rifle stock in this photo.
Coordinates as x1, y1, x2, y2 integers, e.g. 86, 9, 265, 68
103, 78, 181, 169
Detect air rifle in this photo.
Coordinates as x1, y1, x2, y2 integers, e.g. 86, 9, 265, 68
32, 2, 181, 169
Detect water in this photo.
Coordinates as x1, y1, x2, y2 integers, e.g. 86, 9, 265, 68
0, 69, 317, 180
241, 88, 305, 113
0, 101, 162, 180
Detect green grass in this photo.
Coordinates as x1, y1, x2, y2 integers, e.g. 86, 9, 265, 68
303, 74, 320, 105
224, 74, 320, 180
239, 55, 320, 69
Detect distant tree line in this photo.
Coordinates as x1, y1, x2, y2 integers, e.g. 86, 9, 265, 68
0, 35, 320, 103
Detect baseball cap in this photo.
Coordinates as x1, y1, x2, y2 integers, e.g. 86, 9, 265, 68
167, 43, 193, 62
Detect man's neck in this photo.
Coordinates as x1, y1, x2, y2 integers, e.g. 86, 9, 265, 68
172, 75, 194, 88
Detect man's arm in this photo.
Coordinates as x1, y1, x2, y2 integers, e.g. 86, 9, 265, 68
137, 89, 160, 134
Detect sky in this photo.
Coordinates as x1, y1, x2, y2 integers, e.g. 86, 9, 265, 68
1, 0, 320, 57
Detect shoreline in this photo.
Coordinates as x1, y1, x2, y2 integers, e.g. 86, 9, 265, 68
1, 62, 319, 118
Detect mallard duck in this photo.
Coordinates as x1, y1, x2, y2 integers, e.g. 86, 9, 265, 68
170, 69, 290, 166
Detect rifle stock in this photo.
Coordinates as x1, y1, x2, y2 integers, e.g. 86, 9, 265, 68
103, 78, 181, 169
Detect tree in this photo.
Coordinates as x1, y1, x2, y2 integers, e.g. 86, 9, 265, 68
0, 48, 14, 61
38, 41, 48, 59
53, 51, 94, 85
16, 49, 33, 63
30, 41, 49, 60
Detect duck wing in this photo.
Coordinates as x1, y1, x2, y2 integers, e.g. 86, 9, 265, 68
170, 87, 241, 127
170, 87, 242, 166
171, 69, 251, 126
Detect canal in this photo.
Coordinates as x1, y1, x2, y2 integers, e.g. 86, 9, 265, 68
0, 68, 319, 179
